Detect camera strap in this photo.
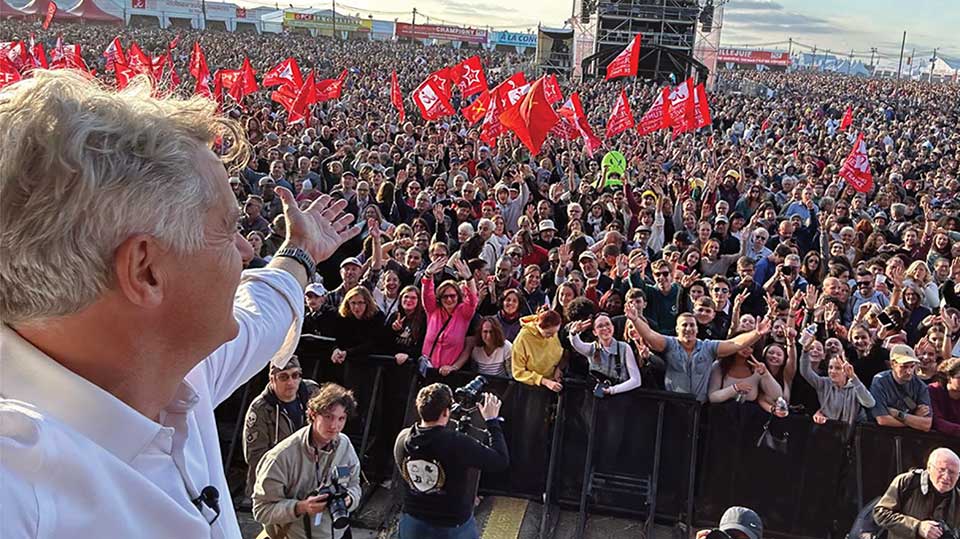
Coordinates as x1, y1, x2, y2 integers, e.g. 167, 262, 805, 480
426, 312, 455, 362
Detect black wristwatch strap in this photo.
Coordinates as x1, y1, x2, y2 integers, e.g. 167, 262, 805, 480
275, 247, 316, 279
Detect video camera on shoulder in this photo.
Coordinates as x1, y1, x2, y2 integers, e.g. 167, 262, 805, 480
308, 465, 352, 530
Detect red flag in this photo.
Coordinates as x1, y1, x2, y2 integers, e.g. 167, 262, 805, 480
103, 37, 125, 71
168, 34, 180, 52
263, 57, 303, 89
50, 40, 87, 72
391, 70, 405, 124
499, 78, 559, 155
667, 78, 696, 133
288, 72, 317, 124
228, 57, 258, 104
113, 61, 137, 89
126, 42, 151, 76
550, 114, 579, 141
839, 106, 853, 130
427, 66, 454, 102
493, 72, 528, 107
692, 83, 712, 130
189, 42, 211, 96
760, 117, 770, 131
315, 69, 347, 102
452, 55, 487, 97
42, 1, 58, 30
558, 92, 602, 156
542, 74, 562, 105
160, 52, 180, 89
413, 73, 455, 121
637, 87, 671, 135
3, 41, 28, 72
213, 69, 239, 103
0, 56, 21, 89
461, 90, 490, 125
28, 35, 48, 69
150, 54, 167, 80
605, 34, 642, 80
605, 89, 635, 139
480, 93, 506, 146
271, 83, 298, 112
839, 132, 873, 193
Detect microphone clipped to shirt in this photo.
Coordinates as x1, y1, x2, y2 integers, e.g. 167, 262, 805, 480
191, 485, 221, 525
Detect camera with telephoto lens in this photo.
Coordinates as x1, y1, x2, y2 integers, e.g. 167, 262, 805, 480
308, 466, 352, 529
449, 376, 488, 434
939, 521, 960, 539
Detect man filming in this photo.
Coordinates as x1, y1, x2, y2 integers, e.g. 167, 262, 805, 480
874, 448, 960, 539
394, 383, 510, 538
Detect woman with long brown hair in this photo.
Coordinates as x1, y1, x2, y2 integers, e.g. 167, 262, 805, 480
329, 286, 386, 364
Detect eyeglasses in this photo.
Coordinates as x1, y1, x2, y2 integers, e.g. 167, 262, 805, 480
440, 293, 459, 300
274, 371, 302, 382
655, 271, 671, 278
712, 287, 730, 294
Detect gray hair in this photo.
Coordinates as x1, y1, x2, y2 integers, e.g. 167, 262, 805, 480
457, 222, 475, 238
0, 70, 246, 323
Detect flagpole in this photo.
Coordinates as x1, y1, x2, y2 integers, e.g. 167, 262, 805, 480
896, 31, 906, 80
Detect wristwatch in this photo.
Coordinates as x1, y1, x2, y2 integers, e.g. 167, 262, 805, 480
896, 409, 907, 421
275, 247, 316, 279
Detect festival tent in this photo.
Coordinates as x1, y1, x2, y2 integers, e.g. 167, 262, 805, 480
65, 0, 123, 24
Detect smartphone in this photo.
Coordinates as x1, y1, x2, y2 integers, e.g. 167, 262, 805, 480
877, 311, 895, 329
875, 274, 886, 285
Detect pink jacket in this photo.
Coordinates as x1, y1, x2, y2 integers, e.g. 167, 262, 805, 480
421, 277, 478, 367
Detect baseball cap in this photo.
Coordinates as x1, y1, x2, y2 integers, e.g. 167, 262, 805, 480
305, 283, 327, 297
719, 506, 763, 539
889, 344, 920, 365
270, 354, 301, 374
258, 177, 276, 187
725, 170, 741, 180
228, 176, 241, 185
641, 190, 658, 200
539, 219, 557, 232
339, 257, 362, 269
481, 199, 496, 209
578, 250, 597, 261
715, 215, 729, 224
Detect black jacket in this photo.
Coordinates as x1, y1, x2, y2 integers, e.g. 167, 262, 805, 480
394, 420, 509, 527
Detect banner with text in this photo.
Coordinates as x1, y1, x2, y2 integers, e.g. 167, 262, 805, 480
717, 48, 791, 67
395, 22, 487, 44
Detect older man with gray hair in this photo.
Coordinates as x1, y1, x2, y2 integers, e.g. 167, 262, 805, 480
0, 70, 358, 538
874, 448, 960, 539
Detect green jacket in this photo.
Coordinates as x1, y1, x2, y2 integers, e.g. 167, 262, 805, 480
874, 470, 960, 539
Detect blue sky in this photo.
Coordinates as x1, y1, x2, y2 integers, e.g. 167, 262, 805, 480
316, 0, 957, 65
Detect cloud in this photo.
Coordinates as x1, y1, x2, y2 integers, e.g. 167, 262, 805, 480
724, 6, 841, 35
437, 0, 519, 16
726, 0, 784, 11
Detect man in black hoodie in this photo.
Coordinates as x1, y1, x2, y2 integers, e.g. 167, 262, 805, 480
394, 383, 509, 538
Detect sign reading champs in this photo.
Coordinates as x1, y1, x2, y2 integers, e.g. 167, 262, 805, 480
282, 11, 371, 32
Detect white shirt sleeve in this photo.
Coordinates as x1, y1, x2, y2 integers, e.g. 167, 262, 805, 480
190, 268, 305, 407
608, 343, 641, 395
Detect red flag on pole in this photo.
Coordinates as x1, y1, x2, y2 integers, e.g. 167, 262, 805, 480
42, 1, 58, 30
462, 90, 490, 125
605, 89, 635, 139
168, 34, 180, 52
839, 106, 853, 130
2, 41, 29, 72
499, 78, 559, 156
493, 72, 528, 107
288, 72, 317, 125
542, 74, 563, 105
189, 42, 211, 96
637, 87, 671, 135
0, 56, 22, 89
428, 66, 454, 102
839, 132, 873, 193
126, 42, 151, 76
271, 83, 297, 112
605, 34, 642, 80
113, 61, 137, 89
391, 70, 405, 124
452, 55, 487, 97
103, 37, 125, 71
263, 57, 303, 89
28, 35, 48, 69
760, 117, 770, 131
413, 72, 455, 121
315, 69, 347, 102
228, 57, 258, 104
558, 92, 602, 156
479, 93, 505, 146
692, 83, 712, 130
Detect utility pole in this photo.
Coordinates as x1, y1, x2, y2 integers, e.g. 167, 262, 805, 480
869, 47, 876, 68
848, 49, 853, 74
787, 37, 792, 57
412, 7, 417, 29
332, 0, 337, 40
811, 45, 817, 71
896, 30, 906, 79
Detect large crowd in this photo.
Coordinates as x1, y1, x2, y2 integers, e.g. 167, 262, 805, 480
5, 16, 960, 516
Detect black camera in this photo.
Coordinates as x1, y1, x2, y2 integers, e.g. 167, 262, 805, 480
780, 265, 794, 276
593, 379, 610, 399
455, 375, 487, 407
308, 467, 352, 529
705, 530, 732, 539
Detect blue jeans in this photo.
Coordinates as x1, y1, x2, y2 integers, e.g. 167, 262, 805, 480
399, 513, 479, 539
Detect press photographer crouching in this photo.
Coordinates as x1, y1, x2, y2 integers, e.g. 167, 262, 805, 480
252, 383, 361, 539
873, 448, 960, 539
394, 382, 510, 538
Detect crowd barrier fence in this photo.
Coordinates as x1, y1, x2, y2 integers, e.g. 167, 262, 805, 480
213, 336, 960, 538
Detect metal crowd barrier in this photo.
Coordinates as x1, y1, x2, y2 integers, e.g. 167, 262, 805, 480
213, 336, 960, 538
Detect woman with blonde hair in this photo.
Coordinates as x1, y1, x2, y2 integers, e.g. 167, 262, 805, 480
904, 260, 940, 311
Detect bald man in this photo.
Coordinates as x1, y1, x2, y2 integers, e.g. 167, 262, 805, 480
874, 448, 960, 539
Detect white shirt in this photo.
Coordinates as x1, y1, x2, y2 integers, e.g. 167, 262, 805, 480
1, 268, 303, 539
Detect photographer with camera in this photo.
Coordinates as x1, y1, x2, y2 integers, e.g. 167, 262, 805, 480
394, 383, 510, 538
252, 384, 361, 539
873, 448, 960, 539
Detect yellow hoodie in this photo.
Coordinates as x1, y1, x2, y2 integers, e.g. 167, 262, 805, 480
511, 314, 564, 387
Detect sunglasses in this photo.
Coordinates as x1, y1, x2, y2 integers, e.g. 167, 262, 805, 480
712, 287, 730, 294
856, 281, 873, 287
655, 271, 671, 278
440, 293, 459, 300
274, 371, 302, 382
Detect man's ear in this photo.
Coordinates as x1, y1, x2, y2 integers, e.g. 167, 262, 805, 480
113, 234, 165, 308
